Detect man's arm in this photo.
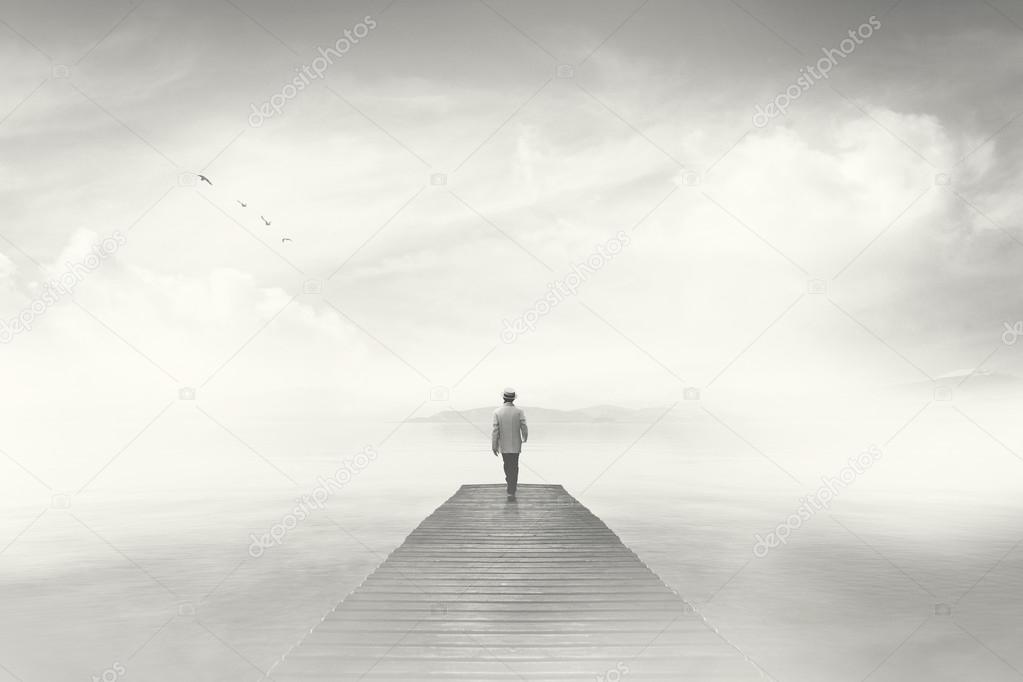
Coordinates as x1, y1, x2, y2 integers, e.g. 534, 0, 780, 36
492, 413, 500, 455
519, 411, 528, 444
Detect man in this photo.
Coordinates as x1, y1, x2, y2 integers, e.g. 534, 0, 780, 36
492, 387, 528, 501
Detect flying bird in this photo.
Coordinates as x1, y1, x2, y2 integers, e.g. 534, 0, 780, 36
237, 200, 247, 207
281, 237, 292, 244
260, 216, 271, 226
198, 174, 212, 185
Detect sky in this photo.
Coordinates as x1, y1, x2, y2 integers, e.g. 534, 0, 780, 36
2, 0, 1023, 425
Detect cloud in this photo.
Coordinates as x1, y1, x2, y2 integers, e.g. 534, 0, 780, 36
3, 0, 1023, 414
0, 227, 370, 407
0, 251, 15, 280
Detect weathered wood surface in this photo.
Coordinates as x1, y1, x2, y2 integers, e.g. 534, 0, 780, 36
270, 484, 762, 681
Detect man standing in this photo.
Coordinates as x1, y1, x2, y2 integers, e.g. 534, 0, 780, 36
492, 388, 528, 501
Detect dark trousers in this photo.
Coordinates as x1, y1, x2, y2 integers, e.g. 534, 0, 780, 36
501, 453, 519, 494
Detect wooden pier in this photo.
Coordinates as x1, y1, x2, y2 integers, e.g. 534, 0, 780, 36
271, 484, 762, 681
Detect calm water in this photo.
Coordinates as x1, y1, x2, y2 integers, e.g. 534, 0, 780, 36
2, 405, 1022, 681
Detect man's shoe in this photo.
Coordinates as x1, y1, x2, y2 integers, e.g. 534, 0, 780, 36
507, 494, 516, 501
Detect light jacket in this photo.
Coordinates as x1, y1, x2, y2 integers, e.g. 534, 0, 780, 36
492, 403, 528, 454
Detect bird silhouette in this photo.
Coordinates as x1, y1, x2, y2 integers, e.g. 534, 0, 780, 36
281, 237, 292, 244
261, 216, 271, 226
198, 174, 212, 185
237, 200, 247, 207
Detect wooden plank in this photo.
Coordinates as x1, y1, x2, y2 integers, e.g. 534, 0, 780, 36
268, 484, 760, 681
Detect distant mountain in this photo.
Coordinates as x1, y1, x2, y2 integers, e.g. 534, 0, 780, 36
885, 370, 1023, 397
409, 405, 669, 423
